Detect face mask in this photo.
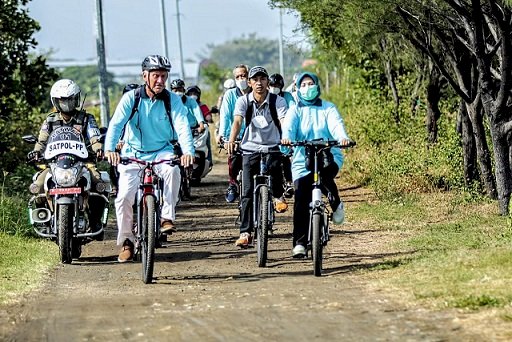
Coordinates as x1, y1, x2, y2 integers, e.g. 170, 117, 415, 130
189, 95, 198, 101
299, 85, 319, 101
269, 87, 281, 95
236, 79, 248, 90
174, 91, 184, 97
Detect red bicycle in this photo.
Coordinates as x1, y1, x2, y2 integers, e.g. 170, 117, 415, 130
120, 157, 180, 284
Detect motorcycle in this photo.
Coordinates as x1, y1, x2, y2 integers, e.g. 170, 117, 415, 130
23, 127, 111, 264
190, 123, 212, 185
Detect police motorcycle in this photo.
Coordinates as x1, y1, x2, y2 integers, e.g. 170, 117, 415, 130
23, 127, 111, 264
190, 124, 212, 185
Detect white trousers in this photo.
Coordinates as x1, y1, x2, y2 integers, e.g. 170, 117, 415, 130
114, 151, 181, 245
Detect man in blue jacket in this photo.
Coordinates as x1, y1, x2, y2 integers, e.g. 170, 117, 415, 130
217, 64, 251, 202
105, 55, 194, 263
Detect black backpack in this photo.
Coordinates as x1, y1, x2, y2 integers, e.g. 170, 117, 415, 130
244, 92, 281, 135
119, 86, 174, 140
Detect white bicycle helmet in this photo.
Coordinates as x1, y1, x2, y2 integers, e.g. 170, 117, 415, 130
50, 79, 81, 114
223, 78, 236, 89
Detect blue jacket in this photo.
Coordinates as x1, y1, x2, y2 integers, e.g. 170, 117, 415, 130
218, 87, 246, 140
181, 95, 205, 128
282, 99, 350, 181
105, 87, 194, 161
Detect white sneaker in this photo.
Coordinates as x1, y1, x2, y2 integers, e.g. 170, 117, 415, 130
332, 202, 345, 225
292, 244, 306, 258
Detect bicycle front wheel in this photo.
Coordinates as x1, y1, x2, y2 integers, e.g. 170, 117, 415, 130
312, 212, 323, 276
141, 196, 156, 284
257, 186, 269, 267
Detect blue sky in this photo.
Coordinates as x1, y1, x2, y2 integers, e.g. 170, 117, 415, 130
27, 0, 305, 65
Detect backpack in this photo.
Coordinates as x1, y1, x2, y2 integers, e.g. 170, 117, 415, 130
244, 92, 281, 135
119, 85, 174, 141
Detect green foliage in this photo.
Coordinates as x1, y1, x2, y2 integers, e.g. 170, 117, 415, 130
0, 0, 59, 172
1, 171, 33, 236
200, 61, 230, 92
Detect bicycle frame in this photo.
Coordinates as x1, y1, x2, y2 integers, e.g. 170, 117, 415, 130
252, 152, 276, 231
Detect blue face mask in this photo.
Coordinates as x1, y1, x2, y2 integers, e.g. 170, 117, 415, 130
299, 85, 319, 100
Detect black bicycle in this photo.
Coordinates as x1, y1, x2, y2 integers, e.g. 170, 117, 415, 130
250, 149, 280, 267
120, 157, 180, 284
289, 140, 355, 276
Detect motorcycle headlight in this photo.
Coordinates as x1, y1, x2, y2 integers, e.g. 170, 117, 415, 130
52, 166, 80, 186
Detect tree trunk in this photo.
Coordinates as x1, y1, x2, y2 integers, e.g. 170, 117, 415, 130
466, 101, 498, 200
380, 38, 400, 124
426, 67, 442, 144
457, 101, 479, 186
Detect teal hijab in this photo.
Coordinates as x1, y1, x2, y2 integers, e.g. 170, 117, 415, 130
296, 72, 321, 106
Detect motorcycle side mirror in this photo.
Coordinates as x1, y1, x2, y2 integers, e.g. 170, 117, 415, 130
22, 135, 37, 144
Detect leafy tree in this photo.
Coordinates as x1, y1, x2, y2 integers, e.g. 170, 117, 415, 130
0, 0, 58, 171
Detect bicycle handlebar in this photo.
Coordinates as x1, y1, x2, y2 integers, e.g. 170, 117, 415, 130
120, 157, 181, 166
284, 140, 356, 149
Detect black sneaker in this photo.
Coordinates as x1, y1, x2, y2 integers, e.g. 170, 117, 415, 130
225, 184, 238, 203
284, 182, 294, 198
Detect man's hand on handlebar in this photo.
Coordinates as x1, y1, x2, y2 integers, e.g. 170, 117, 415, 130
105, 151, 120, 166
181, 154, 194, 168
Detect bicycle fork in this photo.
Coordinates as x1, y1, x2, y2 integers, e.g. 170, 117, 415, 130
308, 188, 330, 250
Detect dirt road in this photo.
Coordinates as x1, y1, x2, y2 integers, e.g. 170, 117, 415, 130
0, 160, 484, 341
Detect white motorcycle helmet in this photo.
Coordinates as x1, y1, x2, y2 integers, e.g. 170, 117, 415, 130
50, 79, 81, 114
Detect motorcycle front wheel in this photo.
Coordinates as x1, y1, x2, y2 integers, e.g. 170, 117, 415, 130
58, 204, 73, 264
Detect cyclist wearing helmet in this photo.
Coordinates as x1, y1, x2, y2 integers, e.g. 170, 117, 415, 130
269, 73, 296, 198
171, 79, 207, 134
27, 79, 105, 236
218, 64, 252, 203
269, 73, 296, 108
105, 54, 195, 263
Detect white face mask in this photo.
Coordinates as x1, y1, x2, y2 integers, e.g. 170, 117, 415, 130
236, 79, 248, 91
175, 91, 184, 97
189, 95, 198, 101
269, 87, 281, 95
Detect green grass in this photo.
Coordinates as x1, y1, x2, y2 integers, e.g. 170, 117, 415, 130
0, 233, 58, 304
352, 191, 512, 311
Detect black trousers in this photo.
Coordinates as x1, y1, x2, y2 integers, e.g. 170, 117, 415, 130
240, 152, 284, 234
292, 163, 340, 246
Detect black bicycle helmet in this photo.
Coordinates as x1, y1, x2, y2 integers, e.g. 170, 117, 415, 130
171, 79, 186, 90
185, 85, 201, 100
269, 73, 285, 89
141, 55, 171, 72
122, 83, 140, 94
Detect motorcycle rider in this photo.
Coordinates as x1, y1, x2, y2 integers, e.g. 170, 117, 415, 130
217, 64, 252, 203
105, 55, 194, 263
185, 85, 213, 167
269, 73, 296, 198
27, 79, 105, 234
225, 66, 289, 248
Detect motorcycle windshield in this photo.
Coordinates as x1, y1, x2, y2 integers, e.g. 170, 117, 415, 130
44, 126, 88, 160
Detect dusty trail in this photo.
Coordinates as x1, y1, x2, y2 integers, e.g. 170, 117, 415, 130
0, 159, 482, 341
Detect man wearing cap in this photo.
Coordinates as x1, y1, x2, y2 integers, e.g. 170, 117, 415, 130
225, 66, 289, 248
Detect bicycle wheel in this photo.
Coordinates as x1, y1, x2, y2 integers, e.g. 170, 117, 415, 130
256, 186, 269, 267
141, 196, 156, 284
312, 212, 323, 276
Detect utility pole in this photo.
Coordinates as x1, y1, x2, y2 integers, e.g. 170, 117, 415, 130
176, 0, 185, 79
159, 0, 170, 87
278, 8, 284, 77
94, 0, 110, 127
